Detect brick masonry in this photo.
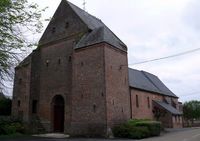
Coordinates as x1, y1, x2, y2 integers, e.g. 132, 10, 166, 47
12, 0, 183, 137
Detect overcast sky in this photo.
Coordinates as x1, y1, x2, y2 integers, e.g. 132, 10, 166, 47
27, 0, 200, 102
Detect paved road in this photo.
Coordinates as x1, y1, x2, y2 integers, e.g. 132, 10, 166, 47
141, 127, 200, 141
2, 128, 200, 141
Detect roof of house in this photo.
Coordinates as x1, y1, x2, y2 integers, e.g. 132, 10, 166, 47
128, 68, 178, 98
66, 1, 127, 51
154, 101, 182, 115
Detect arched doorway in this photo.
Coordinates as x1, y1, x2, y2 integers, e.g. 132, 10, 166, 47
52, 95, 64, 132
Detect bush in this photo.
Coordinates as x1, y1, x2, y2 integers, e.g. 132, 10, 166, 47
113, 123, 150, 139
112, 119, 161, 139
134, 121, 161, 136
0, 98, 12, 116
0, 117, 25, 135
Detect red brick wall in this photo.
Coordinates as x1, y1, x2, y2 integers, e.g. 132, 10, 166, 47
104, 44, 130, 128
38, 39, 74, 131
71, 43, 107, 136
12, 63, 31, 122
130, 89, 163, 119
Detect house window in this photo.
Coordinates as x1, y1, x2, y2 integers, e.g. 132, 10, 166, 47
17, 100, 21, 107
136, 95, 139, 108
32, 100, 38, 114
147, 97, 150, 108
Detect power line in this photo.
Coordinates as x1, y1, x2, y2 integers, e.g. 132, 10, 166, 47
179, 91, 200, 97
129, 47, 200, 66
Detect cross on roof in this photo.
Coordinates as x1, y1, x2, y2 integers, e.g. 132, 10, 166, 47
83, 0, 86, 11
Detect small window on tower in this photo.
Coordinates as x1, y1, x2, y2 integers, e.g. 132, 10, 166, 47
32, 100, 38, 114
68, 56, 72, 62
93, 104, 96, 113
51, 27, 56, 33
17, 100, 21, 107
19, 78, 22, 84
58, 58, 61, 64
46, 60, 49, 67
65, 22, 69, 29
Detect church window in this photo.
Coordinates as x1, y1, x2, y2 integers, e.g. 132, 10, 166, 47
147, 97, 150, 108
19, 78, 22, 84
65, 22, 69, 29
93, 104, 96, 113
17, 100, 21, 107
81, 62, 84, 66
136, 95, 139, 108
58, 58, 61, 64
46, 60, 49, 67
32, 100, 38, 114
51, 27, 56, 33
68, 56, 72, 62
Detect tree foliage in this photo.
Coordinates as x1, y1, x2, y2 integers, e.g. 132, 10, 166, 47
0, 0, 46, 91
183, 100, 200, 121
0, 97, 12, 116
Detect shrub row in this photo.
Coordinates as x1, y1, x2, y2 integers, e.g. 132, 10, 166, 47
112, 119, 161, 139
0, 117, 25, 135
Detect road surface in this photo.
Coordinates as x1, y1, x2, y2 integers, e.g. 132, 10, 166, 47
1, 127, 200, 141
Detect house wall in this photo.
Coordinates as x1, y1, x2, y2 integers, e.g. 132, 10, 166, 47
71, 43, 107, 136
104, 44, 130, 130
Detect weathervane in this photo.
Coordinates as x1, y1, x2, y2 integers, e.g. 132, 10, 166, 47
83, 0, 86, 11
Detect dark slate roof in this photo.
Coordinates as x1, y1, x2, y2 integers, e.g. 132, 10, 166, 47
154, 101, 182, 115
128, 68, 178, 98
67, 1, 127, 51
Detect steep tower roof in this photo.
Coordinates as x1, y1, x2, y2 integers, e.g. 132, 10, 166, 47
39, 0, 127, 51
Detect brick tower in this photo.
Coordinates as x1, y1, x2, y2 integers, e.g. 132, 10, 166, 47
12, 0, 130, 136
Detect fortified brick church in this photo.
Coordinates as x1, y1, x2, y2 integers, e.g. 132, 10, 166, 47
12, 0, 183, 136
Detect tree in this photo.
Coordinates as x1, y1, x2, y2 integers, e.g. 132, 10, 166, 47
0, 0, 47, 91
183, 100, 200, 124
0, 96, 11, 116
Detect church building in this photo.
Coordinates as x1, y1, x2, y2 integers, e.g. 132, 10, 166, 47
12, 0, 182, 136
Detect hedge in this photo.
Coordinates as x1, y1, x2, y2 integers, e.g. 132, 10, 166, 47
112, 119, 161, 139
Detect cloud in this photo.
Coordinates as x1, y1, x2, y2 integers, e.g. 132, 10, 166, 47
24, 0, 200, 102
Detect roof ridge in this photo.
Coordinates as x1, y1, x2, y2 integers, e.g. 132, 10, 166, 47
66, 0, 102, 21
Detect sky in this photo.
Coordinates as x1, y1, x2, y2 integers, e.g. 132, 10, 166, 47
26, 0, 200, 102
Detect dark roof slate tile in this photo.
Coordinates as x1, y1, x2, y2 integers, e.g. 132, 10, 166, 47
128, 68, 178, 98
154, 101, 182, 115
67, 1, 127, 51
